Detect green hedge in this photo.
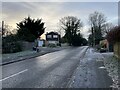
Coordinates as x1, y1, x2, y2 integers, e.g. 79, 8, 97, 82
48, 43, 56, 47
2, 41, 22, 54
107, 26, 120, 43
2, 35, 22, 54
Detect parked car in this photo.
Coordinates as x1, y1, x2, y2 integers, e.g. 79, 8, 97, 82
100, 48, 108, 53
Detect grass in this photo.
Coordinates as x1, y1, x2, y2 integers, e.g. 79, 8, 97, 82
2, 50, 37, 61
103, 53, 120, 88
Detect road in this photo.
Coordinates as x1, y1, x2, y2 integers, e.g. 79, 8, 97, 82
2, 46, 88, 88
2, 46, 113, 88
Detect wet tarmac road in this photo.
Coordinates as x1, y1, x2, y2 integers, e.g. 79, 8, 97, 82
2, 46, 88, 88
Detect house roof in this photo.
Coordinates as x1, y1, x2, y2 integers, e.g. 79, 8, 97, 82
46, 31, 60, 35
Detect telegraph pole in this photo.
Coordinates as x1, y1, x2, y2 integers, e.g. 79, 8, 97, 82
91, 27, 94, 47
94, 27, 96, 47
2, 21, 4, 37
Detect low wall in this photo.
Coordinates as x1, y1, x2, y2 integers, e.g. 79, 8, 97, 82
114, 42, 120, 59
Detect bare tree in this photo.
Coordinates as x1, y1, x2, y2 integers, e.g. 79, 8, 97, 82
59, 16, 83, 45
102, 23, 114, 36
88, 11, 106, 45
2, 21, 14, 37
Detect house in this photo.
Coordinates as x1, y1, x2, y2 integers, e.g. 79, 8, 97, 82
100, 39, 109, 49
46, 32, 61, 46
100, 39, 113, 52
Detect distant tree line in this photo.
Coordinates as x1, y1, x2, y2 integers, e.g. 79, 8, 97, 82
3, 11, 114, 53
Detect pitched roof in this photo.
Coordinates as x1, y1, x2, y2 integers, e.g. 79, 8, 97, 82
46, 31, 60, 35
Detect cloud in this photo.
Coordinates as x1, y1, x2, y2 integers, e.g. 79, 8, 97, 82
2, 2, 66, 34
2, 2, 118, 39
2, 0, 120, 2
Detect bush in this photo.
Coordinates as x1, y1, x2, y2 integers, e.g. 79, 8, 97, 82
96, 44, 101, 50
2, 41, 22, 54
2, 35, 22, 54
57, 43, 61, 46
48, 43, 56, 48
42, 44, 45, 47
107, 26, 120, 43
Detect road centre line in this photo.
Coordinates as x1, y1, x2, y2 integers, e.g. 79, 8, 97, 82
0, 69, 28, 82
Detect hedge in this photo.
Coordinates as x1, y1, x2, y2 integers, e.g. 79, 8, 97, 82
107, 26, 120, 43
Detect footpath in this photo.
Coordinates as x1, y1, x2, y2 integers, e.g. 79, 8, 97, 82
1, 46, 69, 66
68, 47, 119, 89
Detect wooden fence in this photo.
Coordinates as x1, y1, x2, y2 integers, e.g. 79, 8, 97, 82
22, 41, 35, 51
114, 42, 120, 59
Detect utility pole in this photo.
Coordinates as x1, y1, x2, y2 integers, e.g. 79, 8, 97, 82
94, 27, 96, 47
2, 21, 4, 37
91, 27, 94, 47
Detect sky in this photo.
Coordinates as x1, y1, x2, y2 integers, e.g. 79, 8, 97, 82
1, 1, 118, 39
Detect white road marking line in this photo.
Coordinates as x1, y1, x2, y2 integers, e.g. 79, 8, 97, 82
0, 69, 28, 82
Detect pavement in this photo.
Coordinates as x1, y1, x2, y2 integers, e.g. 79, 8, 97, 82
102, 53, 120, 89
68, 47, 113, 88
1, 46, 115, 88
1, 46, 69, 66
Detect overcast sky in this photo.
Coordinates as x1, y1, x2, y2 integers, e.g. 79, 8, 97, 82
2, 1, 118, 39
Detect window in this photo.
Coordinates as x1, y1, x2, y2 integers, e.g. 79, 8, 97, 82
47, 35, 52, 38
53, 35, 58, 38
